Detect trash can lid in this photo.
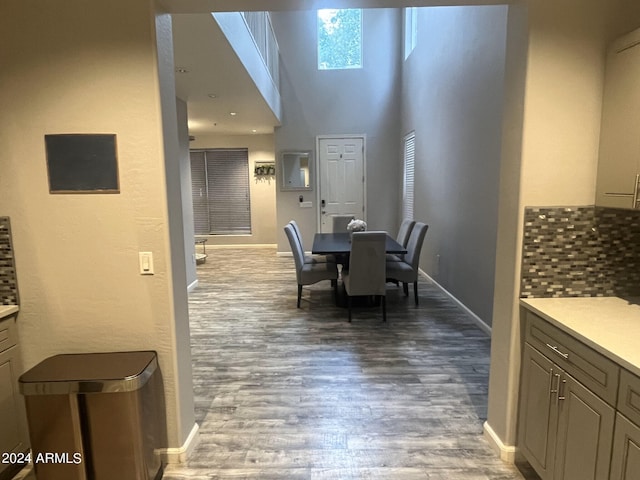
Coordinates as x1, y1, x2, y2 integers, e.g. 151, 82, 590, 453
19, 351, 158, 395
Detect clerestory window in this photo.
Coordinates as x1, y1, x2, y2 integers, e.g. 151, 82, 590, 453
317, 9, 363, 70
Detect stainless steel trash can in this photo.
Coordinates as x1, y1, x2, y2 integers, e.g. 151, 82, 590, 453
19, 351, 163, 480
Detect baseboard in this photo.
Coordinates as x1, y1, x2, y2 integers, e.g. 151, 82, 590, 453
419, 269, 492, 336
483, 421, 517, 463
208, 243, 277, 249
187, 279, 198, 293
157, 422, 200, 464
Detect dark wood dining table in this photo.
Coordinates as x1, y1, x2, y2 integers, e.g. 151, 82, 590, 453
312, 232, 406, 256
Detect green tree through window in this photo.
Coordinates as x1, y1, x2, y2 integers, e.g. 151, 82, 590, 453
317, 9, 362, 70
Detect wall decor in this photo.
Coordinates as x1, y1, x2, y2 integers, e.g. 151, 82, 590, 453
45, 134, 119, 193
254, 161, 275, 176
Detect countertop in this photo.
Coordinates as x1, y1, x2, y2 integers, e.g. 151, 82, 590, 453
0, 305, 19, 320
520, 297, 640, 377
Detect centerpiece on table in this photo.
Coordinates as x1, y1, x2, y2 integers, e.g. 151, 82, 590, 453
346, 219, 367, 239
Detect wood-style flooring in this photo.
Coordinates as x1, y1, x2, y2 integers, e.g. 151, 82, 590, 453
11, 246, 538, 480
162, 247, 537, 480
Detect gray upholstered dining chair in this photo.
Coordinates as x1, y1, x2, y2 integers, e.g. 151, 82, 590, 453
288, 220, 331, 264
387, 219, 416, 262
284, 224, 338, 308
385, 222, 429, 305
342, 231, 387, 322
332, 215, 355, 233
397, 219, 416, 248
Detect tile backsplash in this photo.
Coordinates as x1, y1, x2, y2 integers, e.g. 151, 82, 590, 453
521, 206, 640, 298
0, 217, 19, 305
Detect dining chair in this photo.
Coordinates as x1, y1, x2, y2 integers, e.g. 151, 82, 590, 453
288, 220, 331, 264
385, 222, 429, 305
284, 224, 338, 308
387, 219, 416, 262
342, 231, 387, 322
332, 215, 355, 233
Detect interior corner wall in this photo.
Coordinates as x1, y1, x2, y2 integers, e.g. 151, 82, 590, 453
189, 134, 277, 245
400, 5, 509, 325
177, 98, 198, 288
0, 0, 192, 450
486, 0, 638, 453
271, 9, 402, 253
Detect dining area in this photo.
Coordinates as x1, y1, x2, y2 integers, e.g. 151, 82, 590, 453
284, 216, 429, 322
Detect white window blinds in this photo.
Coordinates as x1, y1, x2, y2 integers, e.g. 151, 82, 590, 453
402, 132, 415, 221
190, 148, 251, 235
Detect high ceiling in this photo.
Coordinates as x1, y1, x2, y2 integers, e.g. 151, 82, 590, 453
172, 14, 280, 137
170, 0, 507, 137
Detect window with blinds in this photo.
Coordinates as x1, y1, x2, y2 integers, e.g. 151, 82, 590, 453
190, 148, 252, 235
402, 132, 415, 221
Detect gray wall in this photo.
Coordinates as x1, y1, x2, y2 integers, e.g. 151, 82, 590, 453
271, 9, 402, 252
401, 6, 508, 325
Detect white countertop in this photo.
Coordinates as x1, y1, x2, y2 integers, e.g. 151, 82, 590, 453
521, 297, 640, 377
0, 305, 19, 320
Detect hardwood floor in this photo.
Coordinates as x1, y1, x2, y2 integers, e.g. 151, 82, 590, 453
11, 246, 538, 480
162, 247, 537, 480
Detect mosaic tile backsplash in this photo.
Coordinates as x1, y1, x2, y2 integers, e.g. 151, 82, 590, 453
0, 217, 19, 305
521, 206, 640, 298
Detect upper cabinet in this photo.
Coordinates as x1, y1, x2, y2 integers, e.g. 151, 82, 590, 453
596, 27, 640, 209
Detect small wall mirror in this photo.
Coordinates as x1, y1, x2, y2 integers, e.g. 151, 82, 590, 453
280, 150, 312, 191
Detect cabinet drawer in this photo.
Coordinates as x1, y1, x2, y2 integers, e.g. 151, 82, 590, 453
0, 316, 18, 354
525, 310, 620, 406
618, 369, 640, 427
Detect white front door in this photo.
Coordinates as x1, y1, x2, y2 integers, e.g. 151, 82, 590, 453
318, 136, 365, 233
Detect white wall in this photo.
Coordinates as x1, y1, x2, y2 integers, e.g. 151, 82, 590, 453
189, 134, 277, 245
271, 9, 402, 252
0, 0, 195, 451
486, 0, 640, 456
177, 98, 198, 288
400, 5, 508, 325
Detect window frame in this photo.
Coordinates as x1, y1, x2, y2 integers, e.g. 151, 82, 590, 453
404, 7, 418, 60
190, 148, 252, 236
317, 8, 363, 71
402, 132, 416, 221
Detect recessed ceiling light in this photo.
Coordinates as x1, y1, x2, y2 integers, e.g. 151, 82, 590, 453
251, 129, 257, 133
230, 112, 237, 116
175, 67, 189, 74
207, 94, 217, 99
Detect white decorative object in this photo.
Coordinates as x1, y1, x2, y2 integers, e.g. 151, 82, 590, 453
347, 219, 367, 237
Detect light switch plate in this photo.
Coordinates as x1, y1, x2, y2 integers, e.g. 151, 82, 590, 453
139, 252, 154, 275
300, 201, 313, 208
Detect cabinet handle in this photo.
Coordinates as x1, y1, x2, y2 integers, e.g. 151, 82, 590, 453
558, 378, 567, 403
546, 343, 569, 359
553, 373, 561, 406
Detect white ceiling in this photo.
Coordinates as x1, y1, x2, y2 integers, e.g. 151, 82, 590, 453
172, 14, 280, 137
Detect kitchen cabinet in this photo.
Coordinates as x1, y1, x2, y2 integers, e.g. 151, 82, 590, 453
518, 310, 619, 480
610, 369, 640, 479
0, 314, 29, 479
610, 413, 640, 480
519, 343, 615, 480
596, 27, 640, 209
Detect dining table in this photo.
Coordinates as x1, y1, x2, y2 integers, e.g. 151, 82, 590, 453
312, 231, 406, 308
311, 232, 406, 257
